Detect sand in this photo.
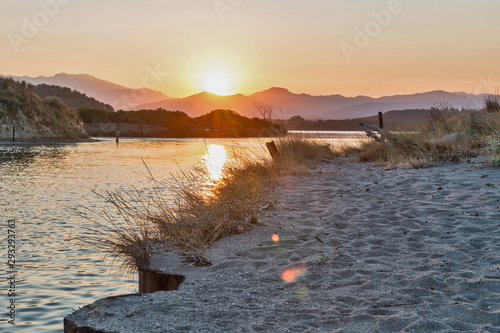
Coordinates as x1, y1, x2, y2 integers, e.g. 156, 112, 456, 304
66, 157, 500, 332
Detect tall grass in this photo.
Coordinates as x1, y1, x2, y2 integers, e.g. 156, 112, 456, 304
84, 188, 158, 272
353, 102, 500, 168
485, 94, 500, 113
86, 137, 335, 271
274, 135, 338, 167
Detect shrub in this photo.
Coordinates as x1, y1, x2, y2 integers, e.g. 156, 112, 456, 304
16, 94, 27, 103
354, 99, 500, 167
487, 136, 500, 167
45, 96, 67, 110
273, 135, 337, 169
0, 95, 20, 111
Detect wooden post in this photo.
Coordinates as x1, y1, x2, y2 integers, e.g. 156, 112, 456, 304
12, 125, 15, 142
115, 123, 120, 144
138, 267, 185, 293
266, 141, 280, 162
378, 112, 384, 129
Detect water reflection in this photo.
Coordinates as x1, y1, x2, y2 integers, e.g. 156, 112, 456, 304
202, 144, 228, 183
0, 145, 67, 174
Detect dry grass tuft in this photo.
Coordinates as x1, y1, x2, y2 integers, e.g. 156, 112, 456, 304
88, 166, 270, 270
485, 94, 500, 113
82, 188, 159, 273
354, 102, 500, 168
272, 135, 338, 172
86, 137, 336, 271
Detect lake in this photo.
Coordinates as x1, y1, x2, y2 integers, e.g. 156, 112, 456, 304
0, 133, 363, 332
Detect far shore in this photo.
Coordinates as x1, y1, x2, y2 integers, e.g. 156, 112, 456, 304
0, 137, 99, 145
0, 130, 365, 146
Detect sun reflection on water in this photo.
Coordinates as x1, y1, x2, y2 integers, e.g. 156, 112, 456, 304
202, 144, 228, 183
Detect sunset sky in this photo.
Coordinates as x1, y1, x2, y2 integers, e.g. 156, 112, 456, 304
1, 0, 499, 98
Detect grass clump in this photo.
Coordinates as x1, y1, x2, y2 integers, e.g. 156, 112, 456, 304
485, 94, 500, 113
271, 135, 338, 173
86, 161, 274, 271
85, 189, 158, 271
354, 101, 500, 168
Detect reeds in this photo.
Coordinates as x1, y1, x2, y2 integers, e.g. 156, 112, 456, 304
86, 137, 335, 271
353, 103, 500, 168
485, 94, 500, 113
83, 187, 159, 273
272, 135, 338, 174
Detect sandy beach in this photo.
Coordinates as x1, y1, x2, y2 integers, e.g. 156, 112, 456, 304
66, 157, 500, 332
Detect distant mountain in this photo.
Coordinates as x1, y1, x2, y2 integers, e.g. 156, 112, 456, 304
282, 109, 435, 132
325, 90, 482, 120
135, 91, 259, 118
7, 73, 169, 111
134, 87, 485, 120
33, 84, 114, 111
6, 73, 487, 120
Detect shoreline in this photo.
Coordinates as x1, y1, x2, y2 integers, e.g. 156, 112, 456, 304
0, 137, 100, 145
65, 157, 500, 332
0, 130, 363, 146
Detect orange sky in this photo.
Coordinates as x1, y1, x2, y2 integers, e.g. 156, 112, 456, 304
1, 0, 499, 98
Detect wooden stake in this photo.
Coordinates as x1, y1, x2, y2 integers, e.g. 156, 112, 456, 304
266, 140, 280, 162
378, 112, 384, 129
116, 123, 120, 144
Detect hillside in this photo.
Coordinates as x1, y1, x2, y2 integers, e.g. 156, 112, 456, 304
281, 109, 434, 131
9, 73, 169, 110
135, 91, 259, 118
34, 84, 114, 111
0, 78, 88, 140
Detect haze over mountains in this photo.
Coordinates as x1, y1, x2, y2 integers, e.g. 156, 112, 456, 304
8, 73, 486, 120
8, 73, 169, 111
137, 88, 485, 120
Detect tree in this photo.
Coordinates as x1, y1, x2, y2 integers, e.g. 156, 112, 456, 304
255, 103, 273, 121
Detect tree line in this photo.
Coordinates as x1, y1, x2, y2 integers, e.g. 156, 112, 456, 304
78, 108, 284, 138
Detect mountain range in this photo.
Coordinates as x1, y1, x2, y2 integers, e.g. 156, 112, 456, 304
7, 73, 169, 111
6, 73, 487, 120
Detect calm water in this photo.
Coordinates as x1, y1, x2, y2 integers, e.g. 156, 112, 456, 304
0, 134, 360, 332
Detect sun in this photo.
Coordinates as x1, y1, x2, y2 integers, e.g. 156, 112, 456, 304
202, 69, 232, 96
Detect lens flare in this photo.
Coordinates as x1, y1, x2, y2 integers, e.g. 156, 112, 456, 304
272, 233, 280, 243
281, 264, 307, 283
296, 285, 309, 298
